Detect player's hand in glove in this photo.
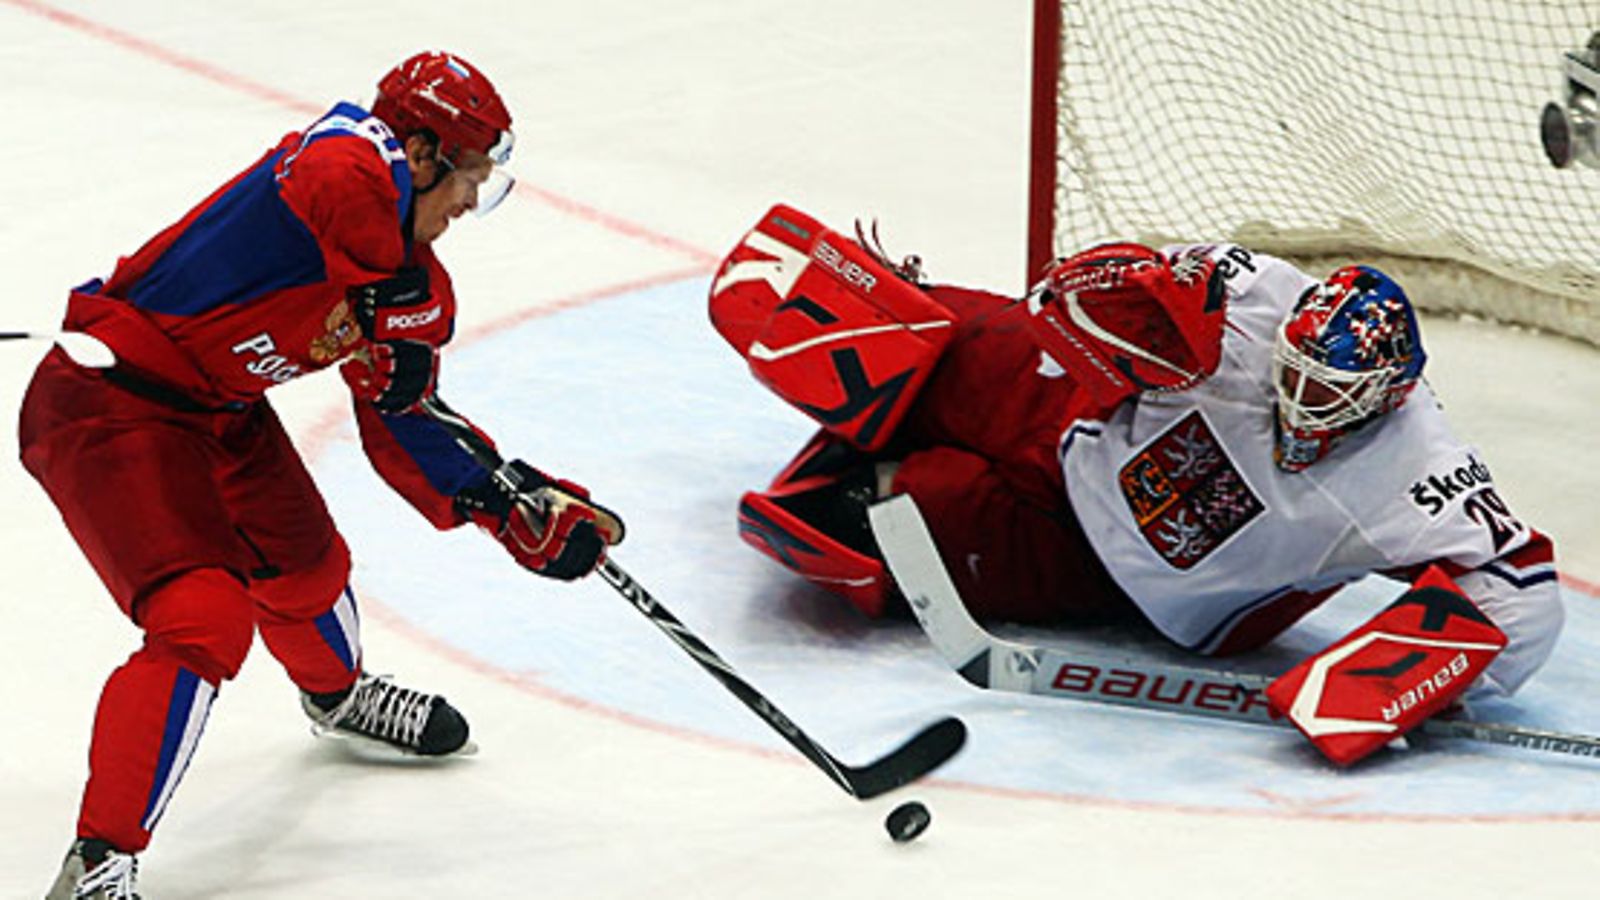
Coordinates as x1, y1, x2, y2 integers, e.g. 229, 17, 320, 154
454, 460, 626, 580
344, 340, 438, 413
341, 267, 448, 413
350, 267, 434, 341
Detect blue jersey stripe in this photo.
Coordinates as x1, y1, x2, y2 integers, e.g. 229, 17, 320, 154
1057, 421, 1102, 463
284, 103, 412, 220
1482, 561, 1559, 590
1187, 584, 1295, 654
378, 408, 489, 497
127, 148, 326, 317
127, 103, 411, 318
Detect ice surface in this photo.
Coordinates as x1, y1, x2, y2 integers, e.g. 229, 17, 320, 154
4, 2, 1600, 898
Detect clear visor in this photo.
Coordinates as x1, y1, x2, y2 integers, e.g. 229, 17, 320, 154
467, 128, 515, 217
474, 166, 516, 217
1271, 334, 1393, 432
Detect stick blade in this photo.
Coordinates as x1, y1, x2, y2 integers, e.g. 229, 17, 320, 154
54, 332, 116, 368
844, 716, 967, 799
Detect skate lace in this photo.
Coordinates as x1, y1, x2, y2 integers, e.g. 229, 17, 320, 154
311, 674, 434, 749
75, 851, 138, 899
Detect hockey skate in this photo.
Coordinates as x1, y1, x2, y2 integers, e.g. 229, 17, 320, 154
301, 673, 475, 758
45, 839, 140, 900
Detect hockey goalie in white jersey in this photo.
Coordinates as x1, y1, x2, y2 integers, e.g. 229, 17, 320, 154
714, 205, 1562, 766
1039, 241, 1562, 761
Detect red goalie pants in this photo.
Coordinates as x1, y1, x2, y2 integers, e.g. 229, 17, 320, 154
19, 351, 364, 852
892, 444, 1133, 623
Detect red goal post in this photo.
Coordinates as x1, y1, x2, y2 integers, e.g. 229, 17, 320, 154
1027, 1, 1600, 346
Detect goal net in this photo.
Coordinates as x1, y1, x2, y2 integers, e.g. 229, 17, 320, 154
1029, 1, 1600, 345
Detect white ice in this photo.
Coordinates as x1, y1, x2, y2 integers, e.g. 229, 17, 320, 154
3, 3, 1600, 898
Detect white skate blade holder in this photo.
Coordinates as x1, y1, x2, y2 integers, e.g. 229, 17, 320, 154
311, 726, 480, 763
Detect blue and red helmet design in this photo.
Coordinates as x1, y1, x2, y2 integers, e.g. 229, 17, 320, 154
1284, 266, 1426, 383
1272, 266, 1426, 471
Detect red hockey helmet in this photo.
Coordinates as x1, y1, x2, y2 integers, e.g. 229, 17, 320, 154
373, 52, 515, 212
1028, 243, 1225, 407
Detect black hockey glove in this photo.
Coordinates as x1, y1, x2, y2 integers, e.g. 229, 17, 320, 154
360, 340, 438, 413
350, 267, 432, 341
345, 267, 451, 413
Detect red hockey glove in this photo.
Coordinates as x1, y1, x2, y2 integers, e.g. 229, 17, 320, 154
454, 460, 626, 581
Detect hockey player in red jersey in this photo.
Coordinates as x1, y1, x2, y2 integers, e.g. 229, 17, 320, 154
712, 206, 1562, 764
27, 51, 623, 898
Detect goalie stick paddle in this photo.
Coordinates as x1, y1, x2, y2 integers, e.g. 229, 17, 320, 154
417, 397, 967, 798
869, 494, 1600, 763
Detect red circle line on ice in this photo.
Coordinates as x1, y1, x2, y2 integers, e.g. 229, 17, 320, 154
306, 274, 1600, 826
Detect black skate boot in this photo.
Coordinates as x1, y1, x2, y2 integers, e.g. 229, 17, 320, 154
45, 839, 140, 900
301, 673, 473, 757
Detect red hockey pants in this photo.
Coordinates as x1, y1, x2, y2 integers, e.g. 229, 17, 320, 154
19, 351, 363, 851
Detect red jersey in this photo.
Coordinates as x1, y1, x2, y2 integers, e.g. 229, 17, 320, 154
57, 103, 490, 528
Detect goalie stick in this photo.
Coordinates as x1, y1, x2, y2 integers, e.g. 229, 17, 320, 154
868, 494, 1600, 763
418, 396, 967, 799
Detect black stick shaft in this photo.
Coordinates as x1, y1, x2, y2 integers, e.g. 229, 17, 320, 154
591, 557, 859, 793
414, 395, 963, 797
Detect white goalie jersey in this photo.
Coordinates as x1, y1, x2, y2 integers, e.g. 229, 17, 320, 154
1058, 245, 1562, 695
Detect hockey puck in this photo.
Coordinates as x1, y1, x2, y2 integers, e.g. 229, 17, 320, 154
885, 800, 931, 843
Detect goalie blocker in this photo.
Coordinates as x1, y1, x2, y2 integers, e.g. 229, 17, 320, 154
712, 205, 956, 615
1266, 566, 1507, 766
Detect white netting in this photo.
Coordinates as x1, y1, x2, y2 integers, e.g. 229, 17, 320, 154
1044, 1, 1600, 344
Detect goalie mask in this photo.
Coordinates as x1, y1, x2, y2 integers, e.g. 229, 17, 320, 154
1272, 266, 1426, 471
1027, 243, 1225, 407
373, 51, 517, 215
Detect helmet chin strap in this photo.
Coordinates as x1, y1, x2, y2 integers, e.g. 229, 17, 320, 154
402, 144, 450, 243
402, 201, 418, 246
413, 157, 450, 194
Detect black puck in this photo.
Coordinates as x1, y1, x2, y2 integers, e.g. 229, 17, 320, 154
885, 800, 931, 843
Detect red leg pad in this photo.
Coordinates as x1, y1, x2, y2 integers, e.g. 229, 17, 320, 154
738, 490, 890, 617
709, 204, 955, 451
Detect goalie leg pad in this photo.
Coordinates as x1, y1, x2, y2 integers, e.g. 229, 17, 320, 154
709, 204, 955, 451
1265, 566, 1507, 766
737, 431, 890, 617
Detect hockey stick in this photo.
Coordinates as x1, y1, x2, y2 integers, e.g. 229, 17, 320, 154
869, 494, 1600, 762
417, 397, 967, 798
590, 557, 967, 798
0, 330, 116, 368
